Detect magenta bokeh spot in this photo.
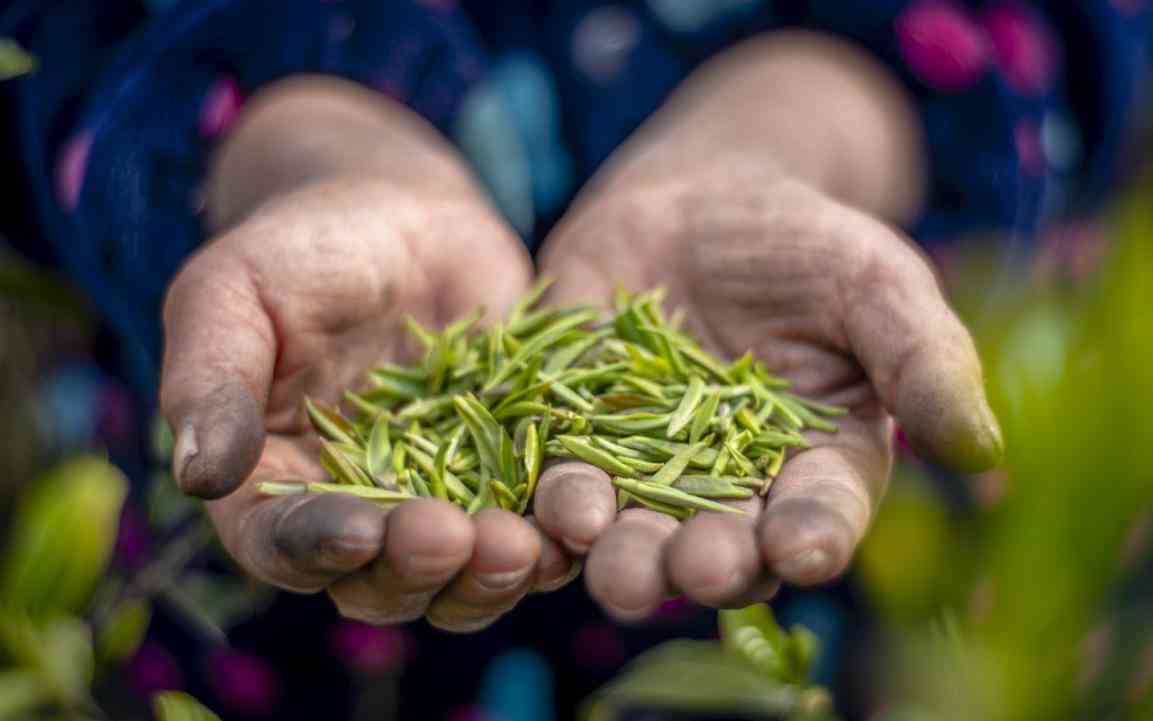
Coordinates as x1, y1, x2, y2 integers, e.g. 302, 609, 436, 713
330, 621, 411, 675
127, 642, 185, 696
208, 649, 279, 716
95, 383, 135, 447
655, 595, 696, 622
980, 4, 1057, 96
445, 706, 492, 721
56, 132, 93, 211
199, 76, 244, 139
1015, 119, 1046, 174
896, 1, 991, 92
571, 622, 627, 668
114, 503, 152, 569
416, 0, 456, 10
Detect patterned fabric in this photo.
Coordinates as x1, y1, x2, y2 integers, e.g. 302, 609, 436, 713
1, 2, 1151, 720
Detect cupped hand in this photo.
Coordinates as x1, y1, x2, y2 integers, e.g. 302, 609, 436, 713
533, 164, 1003, 621
161, 178, 576, 631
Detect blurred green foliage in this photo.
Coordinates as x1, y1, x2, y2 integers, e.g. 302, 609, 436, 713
0, 39, 36, 81
153, 692, 222, 721
1, 457, 126, 619
860, 178, 1153, 720
583, 604, 835, 721
0, 455, 226, 721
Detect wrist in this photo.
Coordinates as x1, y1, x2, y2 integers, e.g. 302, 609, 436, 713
595, 31, 927, 225
205, 75, 478, 232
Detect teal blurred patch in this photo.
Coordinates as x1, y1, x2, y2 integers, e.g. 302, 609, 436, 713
454, 52, 574, 240
479, 648, 556, 721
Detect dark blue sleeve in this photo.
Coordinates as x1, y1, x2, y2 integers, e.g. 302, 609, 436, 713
6, 0, 488, 392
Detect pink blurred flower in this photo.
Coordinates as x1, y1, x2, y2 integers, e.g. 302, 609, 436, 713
571, 622, 626, 668
980, 4, 1058, 96
445, 706, 492, 721
199, 76, 244, 139
127, 642, 185, 696
896, 1, 991, 92
95, 383, 135, 447
208, 649, 279, 716
655, 595, 696, 622
330, 621, 411, 675
56, 131, 92, 211
114, 503, 152, 569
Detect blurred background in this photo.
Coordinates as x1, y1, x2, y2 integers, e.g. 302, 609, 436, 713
1, 11, 1153, 721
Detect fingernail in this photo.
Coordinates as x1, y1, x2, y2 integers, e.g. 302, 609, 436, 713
476, 568, 532, 592
606, 602, 657, 624
777, 548, 833, 583
172, 422, 199, 491
403, 553, 465, 580
698, 568, 745, 600
563, 506, 611, 555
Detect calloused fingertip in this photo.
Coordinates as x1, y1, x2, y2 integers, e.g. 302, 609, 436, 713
385, 498, 475, 581
667, 516, 756, 606
273, 493, 387, 575
909, 394, 1005, 474
535, 463, 616, 554
172, 384, 265, 499
759, 498, 855, 586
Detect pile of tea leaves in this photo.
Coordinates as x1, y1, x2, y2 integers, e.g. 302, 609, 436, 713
259, 284, 844, 519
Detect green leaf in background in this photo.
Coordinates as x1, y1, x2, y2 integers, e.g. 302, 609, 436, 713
720, 604, 820, 685
153, 691, 222, 721
170, 571, 275, 636
0, 39, 36, 80
0, 456, 127, 618
146, 469, 198, 531
0, 614, 95, 712
0, 249, 88, 318
0, 670, 48, 720
96, 599, 151, 665
581, 640, 835, 721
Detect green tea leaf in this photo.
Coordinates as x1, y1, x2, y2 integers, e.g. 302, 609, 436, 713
365, 414, 392, 482
649, 442, 706, 486
304, 398, 358, 445
485, 309, 599, 391
557, 436, 636, 476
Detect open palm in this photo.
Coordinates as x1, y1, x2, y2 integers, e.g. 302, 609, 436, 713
160, 179, 574, 631
535, 172, 1002, 619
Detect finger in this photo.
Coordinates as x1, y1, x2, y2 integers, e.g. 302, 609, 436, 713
327, 498, 475, 625
666, 497, 779, 608
844, 222, 1002, 472
533, 461, 618, 555
426, 510, 541, 632
218, 491, 387, 593
161, 245, 274, 499
585, 509, 679, 622
527, 516, 580, 593
759, 415, 893, 586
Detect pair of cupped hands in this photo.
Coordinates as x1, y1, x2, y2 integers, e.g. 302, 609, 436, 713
160, 36, 1002, 632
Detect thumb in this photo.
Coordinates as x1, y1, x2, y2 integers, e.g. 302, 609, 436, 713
844, 226, 1003, 473
161, 246, 273, 499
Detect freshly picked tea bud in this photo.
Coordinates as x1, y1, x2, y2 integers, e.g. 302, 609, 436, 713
259, 283, 845, 519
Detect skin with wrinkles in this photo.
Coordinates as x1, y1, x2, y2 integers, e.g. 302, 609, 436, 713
160, 33, 1001, 632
